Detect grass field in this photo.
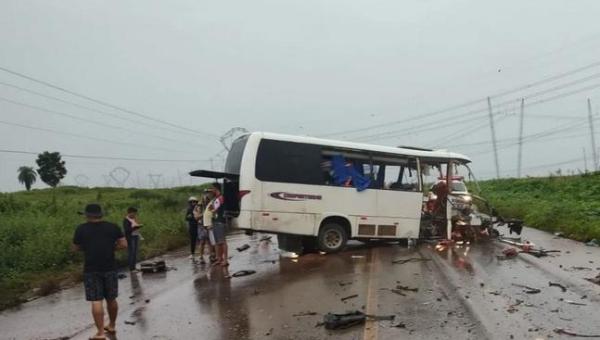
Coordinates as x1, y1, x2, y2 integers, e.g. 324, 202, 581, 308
478, 172, 600, 241
0, 185, 207, 310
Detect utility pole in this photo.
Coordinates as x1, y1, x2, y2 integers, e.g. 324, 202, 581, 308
583, 147, 588, 173
517, 98, 525, 178
487, 97, 500, 178
588, 98, 598, 171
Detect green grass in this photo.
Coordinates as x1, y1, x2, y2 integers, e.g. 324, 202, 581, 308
0, 185, 208, 310
479, 172, 600, 241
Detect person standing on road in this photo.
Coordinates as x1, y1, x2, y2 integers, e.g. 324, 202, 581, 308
185, 196, 199, 259
72, 203, 127, 340
208, 183, 229, 267
123, 207, 142, 272
193, 193, 216, 264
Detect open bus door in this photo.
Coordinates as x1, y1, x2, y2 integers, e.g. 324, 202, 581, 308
189, 169, 241, 220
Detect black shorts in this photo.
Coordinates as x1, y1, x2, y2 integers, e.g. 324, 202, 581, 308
83, 271, 118, 301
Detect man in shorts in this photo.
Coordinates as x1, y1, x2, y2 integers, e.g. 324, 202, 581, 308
193, 193, 214, 264
73, 203, 127, 340
208, 183, 229, 266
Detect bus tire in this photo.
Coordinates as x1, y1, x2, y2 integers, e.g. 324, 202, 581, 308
318, 223, 348, 253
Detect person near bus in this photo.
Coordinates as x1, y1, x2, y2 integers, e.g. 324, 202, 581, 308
207, 183, 228, 266
193, 193, 215, 264
185, 196, 199, 259
123, 207, 142, 272
72, 203, 127, 339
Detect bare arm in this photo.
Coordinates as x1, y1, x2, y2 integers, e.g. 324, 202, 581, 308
115, 237, 128, 250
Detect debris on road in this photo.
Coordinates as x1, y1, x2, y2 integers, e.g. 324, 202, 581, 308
570, 266, 593, 271
260, 235, 272, 242
338, 281, 353, 287
140, 260, 167, 273
499, 237, 560, 257
293, 311, 318, 317
523, 248, 561, 258
392, 322, 407, 328
322, 311, 366, 329
390, 289, 406, 296
231, 270, 256, 277
236, 244, 251, 252
341, 294, 359, 302
395, 284, 419, 293
554, 232, 565, 238
586, 239, 600, 247
124, 320, 136, 326
554, 328, 600, 337
391, 258, 431, 265
548, 282, 567, 292
265, 328, 274, 336
565, 300, 587, 306
585, 273, 600, 285
507, 299, 524, 313
502, 248, 519, 258
512, 283, 541, 294
321, 311, 394, 330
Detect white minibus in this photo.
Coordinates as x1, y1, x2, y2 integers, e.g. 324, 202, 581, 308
191, 132, 477, 253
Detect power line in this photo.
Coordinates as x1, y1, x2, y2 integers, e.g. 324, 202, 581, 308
0, 65, 217, 138
0, 119, 192, 154
323, 61, 600, 138
0, 80, 208, 143
353, 81, 600, 143
0, 148, 210, 163
0, 95, 206, 149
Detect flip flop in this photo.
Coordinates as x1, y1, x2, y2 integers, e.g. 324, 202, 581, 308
103, 326, 116, 334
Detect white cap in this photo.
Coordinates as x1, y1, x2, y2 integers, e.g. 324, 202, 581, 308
188, 196, 199, 202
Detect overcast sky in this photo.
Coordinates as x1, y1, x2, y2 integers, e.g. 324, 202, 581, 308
1, 0, 600, 191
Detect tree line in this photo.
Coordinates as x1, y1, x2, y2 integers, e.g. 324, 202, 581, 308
17, 151, 67, 191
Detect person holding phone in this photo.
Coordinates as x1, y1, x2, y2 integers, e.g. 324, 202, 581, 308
123, 207, 142, 272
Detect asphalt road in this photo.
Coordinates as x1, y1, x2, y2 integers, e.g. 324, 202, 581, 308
1, 225, 600, 340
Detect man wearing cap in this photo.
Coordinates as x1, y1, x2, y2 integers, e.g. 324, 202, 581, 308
73, 204, 127, 340
185, 196, 200, 259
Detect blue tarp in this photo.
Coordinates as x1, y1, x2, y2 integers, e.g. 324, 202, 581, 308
331, 155, 371, 191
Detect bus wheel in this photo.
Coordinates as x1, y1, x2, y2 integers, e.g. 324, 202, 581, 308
318, 223, 348, 253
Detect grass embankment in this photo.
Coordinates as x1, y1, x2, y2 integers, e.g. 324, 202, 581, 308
479, 172, 600, 241
0, 185, 206, 310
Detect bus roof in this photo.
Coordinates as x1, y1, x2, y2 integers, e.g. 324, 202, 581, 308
248, 132, 471, 164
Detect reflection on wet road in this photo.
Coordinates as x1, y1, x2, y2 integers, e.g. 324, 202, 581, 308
1, 226, 600, 340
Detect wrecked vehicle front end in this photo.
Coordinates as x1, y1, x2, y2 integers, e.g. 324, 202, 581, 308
419, 161, 513, 242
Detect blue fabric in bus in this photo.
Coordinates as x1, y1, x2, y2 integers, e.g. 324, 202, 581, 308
331, 155, 371, 191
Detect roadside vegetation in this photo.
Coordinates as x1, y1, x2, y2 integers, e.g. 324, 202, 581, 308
0, 185, 207, 310
479, 171, 600, 241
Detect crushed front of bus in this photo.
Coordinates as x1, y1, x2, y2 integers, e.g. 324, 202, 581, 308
420, 160, 499, 242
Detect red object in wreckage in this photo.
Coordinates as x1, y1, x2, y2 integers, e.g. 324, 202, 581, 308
502, 248, 518, 257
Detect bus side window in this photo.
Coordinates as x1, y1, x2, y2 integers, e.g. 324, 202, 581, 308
384, 165, 401, 189
400, 165, 419, 191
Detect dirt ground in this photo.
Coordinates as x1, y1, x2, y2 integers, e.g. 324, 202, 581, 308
1, 225, 600, 340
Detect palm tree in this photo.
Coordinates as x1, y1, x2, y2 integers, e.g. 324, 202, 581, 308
17, 166, 37, 191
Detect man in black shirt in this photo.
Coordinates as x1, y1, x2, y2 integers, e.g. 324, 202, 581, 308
73, 204, 127, 340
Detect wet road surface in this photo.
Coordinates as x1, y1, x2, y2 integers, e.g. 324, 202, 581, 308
2, 226, 600, 340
